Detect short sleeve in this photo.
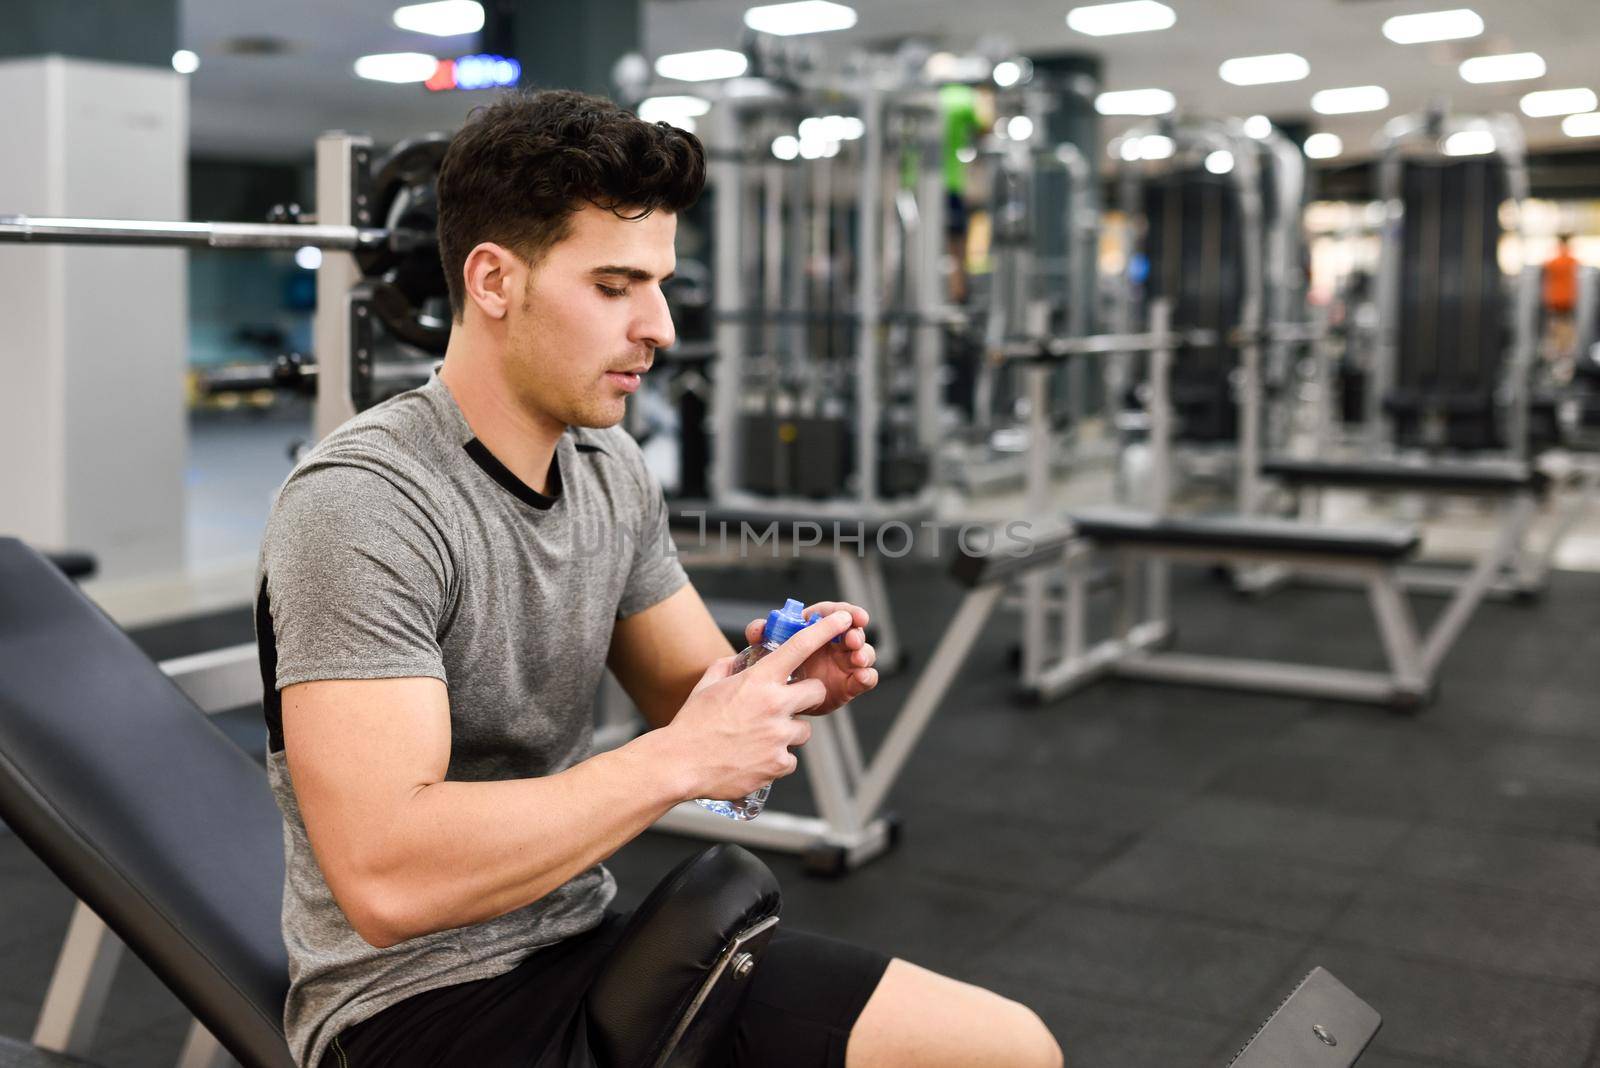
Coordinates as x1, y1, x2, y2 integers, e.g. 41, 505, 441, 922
260, 462, 453, 690
615, 441, 688, 620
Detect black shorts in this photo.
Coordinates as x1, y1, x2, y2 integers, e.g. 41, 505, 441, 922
322, 911, 891, 1068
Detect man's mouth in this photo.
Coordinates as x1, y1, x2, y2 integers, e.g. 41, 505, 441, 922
604, 366, 647, 393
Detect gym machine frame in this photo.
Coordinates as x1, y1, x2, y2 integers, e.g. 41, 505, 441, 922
1272, 111, 1595, 601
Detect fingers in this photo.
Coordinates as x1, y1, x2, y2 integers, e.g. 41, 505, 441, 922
758, 610, 854, 679
848, 667, 879, 697
845, 641, 876, 669
692, 654, 740, 693
789, 718, 813, 748
781, 677, 829, 714
744, 617, 764, 647
805, 601, 870, 631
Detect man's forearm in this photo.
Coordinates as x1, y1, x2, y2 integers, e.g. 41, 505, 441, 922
354, 729, 690, 946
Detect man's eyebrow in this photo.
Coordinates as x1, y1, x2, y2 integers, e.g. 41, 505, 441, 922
590, 265, 675, 282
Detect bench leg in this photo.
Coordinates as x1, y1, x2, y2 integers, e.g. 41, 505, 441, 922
33, 901, 122, 1056
1364, 573, 1427, 697
1419, 493, 1535, 677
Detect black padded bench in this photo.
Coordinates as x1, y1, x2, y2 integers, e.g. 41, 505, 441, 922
1262, 456, 1547, 495
1069, 509, 1420, 561
1262, 454, 1554, 600
998, 509, 1484, 709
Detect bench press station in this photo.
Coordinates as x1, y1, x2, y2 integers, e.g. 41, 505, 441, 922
1006, 303, 1496, 710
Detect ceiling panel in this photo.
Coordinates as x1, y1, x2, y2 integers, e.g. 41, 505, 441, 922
178, 0, 1600, 164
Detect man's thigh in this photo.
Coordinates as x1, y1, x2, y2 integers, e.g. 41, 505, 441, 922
845, 959, 1063, 1068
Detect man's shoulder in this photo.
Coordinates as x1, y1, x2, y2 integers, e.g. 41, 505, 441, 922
266, 388, 461, 544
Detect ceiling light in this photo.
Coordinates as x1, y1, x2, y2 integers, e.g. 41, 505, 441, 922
171, 49, 199, 74
1244, 114, 1272, 139
1381, 9, 1483, 44
993, 60, 1023, 88
637, 96, 711, 130
354, 52, 440, 83
294, 246, 322, 271
1117, 137, 1141, 161
1205, 150, 1234, 174
1066, 0, 1175, 37
1311, 85, 1390, 115
1007, 115, 1035, 141
1459, 52, 1546, 84
655, 49, 749, 81
1304, 133, 1343, 159
1137, 135, 1174, 160
1219, 53, 1309, 86
1443, 129, 1496, 156
799, 115, 865, 141
1095, 88, 1176, 116
1520, 88, 1598, 117
772, 135, 800, 159
743, 1, 857, 36
392, 0, 484, 36
1563, 112, 1600, 138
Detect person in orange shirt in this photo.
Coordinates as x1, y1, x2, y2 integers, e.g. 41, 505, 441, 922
1544, 233, 1579, 375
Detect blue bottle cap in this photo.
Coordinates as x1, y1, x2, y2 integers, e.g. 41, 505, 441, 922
764, 598, 812, 644
764, 597, 844, 645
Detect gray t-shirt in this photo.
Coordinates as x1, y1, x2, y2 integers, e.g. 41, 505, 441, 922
254, 374, 687, 1068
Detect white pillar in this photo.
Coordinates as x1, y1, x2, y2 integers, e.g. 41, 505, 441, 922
0, 56, 188, 581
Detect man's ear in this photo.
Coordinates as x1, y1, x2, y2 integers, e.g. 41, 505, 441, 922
461, 243, 523, 321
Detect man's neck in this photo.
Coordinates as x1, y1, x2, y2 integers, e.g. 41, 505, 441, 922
438, 347, 565, 497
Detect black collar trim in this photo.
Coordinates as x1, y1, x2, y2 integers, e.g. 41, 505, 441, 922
463, 438, 560, 510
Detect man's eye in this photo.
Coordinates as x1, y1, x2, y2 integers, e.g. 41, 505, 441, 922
597, 283, 628, 298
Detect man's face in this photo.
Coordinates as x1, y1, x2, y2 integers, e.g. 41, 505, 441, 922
503, 203, 677, 430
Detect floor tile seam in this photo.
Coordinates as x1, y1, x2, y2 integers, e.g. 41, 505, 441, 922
1050, 890, 1322, 944
1355, 865, 1600, 910
1066, 883, 1361, 943
1125, 829, 1418, 879
1311, 932, 1600, 992
1412, 811, 1600, 845
979, 970, 1243, 1031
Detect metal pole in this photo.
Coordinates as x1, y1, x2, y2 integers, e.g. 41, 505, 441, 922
856, 88, 884, 504
915, 115, 946, 452
1372, 139, 1406, 454
0, 214, 383, 251
1233, 135, 1266, 515
1507, 264, 1540, 460
1148, 299, 1174, 515
313, 133, 369, 441
711, 102, 744, 500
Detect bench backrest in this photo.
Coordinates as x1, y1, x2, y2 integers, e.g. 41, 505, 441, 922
0, 539, 292, 1068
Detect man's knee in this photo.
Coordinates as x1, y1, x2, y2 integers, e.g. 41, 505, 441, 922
1007, 1001, 1064, 1068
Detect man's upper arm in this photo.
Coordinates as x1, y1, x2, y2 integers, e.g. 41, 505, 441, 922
281, 676, 450, 939
607, 584, 734, 729
262, 461, 450, 694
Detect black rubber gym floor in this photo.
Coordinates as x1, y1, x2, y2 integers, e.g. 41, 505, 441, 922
4, 561, 1600, 1067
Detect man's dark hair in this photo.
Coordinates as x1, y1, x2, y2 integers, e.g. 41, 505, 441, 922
436, 89, 706, 320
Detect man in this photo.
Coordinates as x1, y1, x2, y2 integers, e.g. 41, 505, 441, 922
1544, 233, 1580, 376
256, 90, 1062, 1068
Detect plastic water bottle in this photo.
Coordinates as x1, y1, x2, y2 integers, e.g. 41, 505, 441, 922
696, 598, 817, 821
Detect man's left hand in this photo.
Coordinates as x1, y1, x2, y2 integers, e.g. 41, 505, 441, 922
743, 601, 878, 716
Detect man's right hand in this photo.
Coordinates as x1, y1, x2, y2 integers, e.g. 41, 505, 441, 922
660, 610, 855, 801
